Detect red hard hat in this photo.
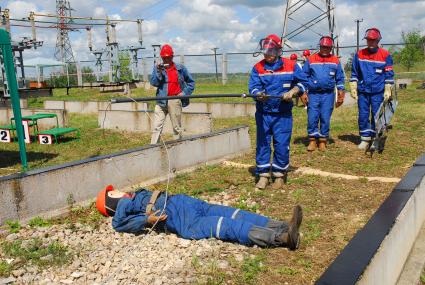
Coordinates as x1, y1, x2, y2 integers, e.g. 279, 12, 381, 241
319, 36, 334, 47
96, 185, 115, 217
290, 53, 298, 60
160, 44, 174, 57
364, 28, 382, 41
303, 49, 311, 57
265, 34, 282, 48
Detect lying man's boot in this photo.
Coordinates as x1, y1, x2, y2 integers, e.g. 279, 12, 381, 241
307, 137, 317, 152
318, 138, 327, 151
279, 205, 303, 250
255, 174, 270, 189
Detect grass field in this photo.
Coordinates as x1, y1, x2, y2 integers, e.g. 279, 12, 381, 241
1, 80, 425, 284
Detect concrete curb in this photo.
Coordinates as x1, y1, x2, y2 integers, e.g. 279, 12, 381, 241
221, 161, 400, 183
0, 126, 251, 225
44, 100, 148, 114
98, 109, 212, 135
316, 153, 425, 285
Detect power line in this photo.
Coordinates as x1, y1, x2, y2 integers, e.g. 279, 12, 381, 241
143, 0, 180, 19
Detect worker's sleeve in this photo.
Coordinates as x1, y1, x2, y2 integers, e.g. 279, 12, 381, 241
336, 62, 346, 90
112, 213, 148, 234
150, 65, 163, 87
384, 54, 395, 85
293, 62, 307, 93
301, 59, 311, 91
350, 54, 359, 82
248, 66, 265, 101
182, 65, 195, 96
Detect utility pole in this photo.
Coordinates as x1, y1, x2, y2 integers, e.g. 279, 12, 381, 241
355, 19, 363, 52
211, 47, 219, 82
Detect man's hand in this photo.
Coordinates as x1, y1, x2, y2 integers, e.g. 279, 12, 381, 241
282, 86, 301, 102
335, 90, 345, 108
156, 64, 164, 77
257, 92, 269, 102
384, 84, 392, 102
300, 92, 308, 106
147, 210, 167, 225
349, 81, 358, 100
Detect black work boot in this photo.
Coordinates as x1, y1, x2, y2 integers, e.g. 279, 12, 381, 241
279, 205, 303, 250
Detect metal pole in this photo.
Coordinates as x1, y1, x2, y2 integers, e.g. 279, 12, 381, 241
0, 29, 28, 170
212, 47, 219, 82
111, 93, 281, 103
66, 63, 70, 87
222, 53, 227, 85
355, 19, 363, 52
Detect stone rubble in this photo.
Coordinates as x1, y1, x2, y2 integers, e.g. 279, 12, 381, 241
0, 192, 257, 284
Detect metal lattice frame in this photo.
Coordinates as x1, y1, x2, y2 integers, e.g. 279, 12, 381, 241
282, 0, 340, 54
54, 0, 75, 63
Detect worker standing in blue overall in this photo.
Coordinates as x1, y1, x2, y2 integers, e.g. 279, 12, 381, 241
96, 185, 303, 250
302, 36, 345, 151
249, 34, 307, 190
350, 28, 395, 149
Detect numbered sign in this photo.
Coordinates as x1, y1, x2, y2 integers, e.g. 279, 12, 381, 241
0, 129, 11, 143
38, 134, 53, 145
22, 120, 31, 144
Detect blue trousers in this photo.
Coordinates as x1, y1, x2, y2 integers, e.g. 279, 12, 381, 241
358, 91, 383, 138
255, 111, 292, 175
165, 195, 269, 245
307, 92, 335, 138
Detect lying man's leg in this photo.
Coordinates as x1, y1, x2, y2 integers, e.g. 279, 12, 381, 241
248, 205, 302, 250
182, 204, 302, 250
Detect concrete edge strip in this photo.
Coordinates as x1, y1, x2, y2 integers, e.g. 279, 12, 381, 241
316, 163, 425, 285
221, 161, 401, 183
0, 126, 251, 224
0, 126, 248, 182
396, 221, 425, 285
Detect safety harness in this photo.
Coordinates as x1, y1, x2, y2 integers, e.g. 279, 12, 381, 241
145, 190, 162, 215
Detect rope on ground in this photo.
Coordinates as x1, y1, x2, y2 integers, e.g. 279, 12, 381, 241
222, 160, 401, 183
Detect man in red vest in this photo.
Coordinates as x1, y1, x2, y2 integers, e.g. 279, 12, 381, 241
150, 44, 195, 144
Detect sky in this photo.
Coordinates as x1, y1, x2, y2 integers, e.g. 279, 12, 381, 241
2, 0, 425, 75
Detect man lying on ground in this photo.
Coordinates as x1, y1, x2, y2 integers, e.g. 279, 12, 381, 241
96, 186, 303, 250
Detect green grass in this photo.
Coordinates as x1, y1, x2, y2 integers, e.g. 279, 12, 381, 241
0, 261, 13, 277
28, 217, 51, 228
0, 113, 153, 176
5, 220, 21, 234
1, 238, 72, 268
238, 254, 266, 285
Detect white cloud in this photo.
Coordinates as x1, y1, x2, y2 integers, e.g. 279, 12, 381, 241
3, 0, 425, 74
6, 1, 37, 18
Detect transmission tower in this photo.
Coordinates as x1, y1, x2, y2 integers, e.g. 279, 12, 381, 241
54, 0, 75, 63
282, 0, 340, 54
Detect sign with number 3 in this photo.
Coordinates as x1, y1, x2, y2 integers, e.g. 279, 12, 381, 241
38, 134, 53, 145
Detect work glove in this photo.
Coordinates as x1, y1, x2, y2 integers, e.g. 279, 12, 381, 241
335, 90, 345, 108
299, 92, 308, 106
147, 210, 167, 225
349, 81, 358, 100
282, 86, 301, 102
256, 92, 269, 102
384, 84, 393, 102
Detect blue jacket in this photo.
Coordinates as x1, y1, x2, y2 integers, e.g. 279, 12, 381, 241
112, 189, 167, 234
350, 48, 394, 94
150, 63, 195, 108
302, 53, 345, 92
248, 57, 307, 114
